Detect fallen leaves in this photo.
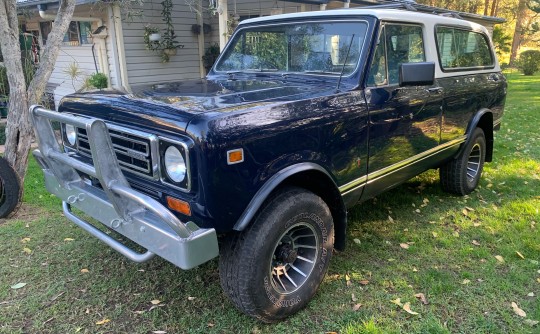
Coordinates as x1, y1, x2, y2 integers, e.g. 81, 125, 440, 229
10, 282, 27, 289
359, 280, 369, 285
399, 243, 410, 250
511, 302, 526, 317
516, 251, 525, 259
403, 302, 419, 315
495, 255, 505, 263
353, 238, 361, 245
22, 247, 32, 254
524, 319, 539, 327
64, 238, 74, 242
150, 299, 162, 305
462, 279, 471, 285
80, 269, 89, 273
472, 240, 481, 246
95, 319, 110, 325
414, 293, 428, 305
352, 303, 362, 311
432, 232, 438, 238
391, 298, 420, 315
20, 237, 30, 243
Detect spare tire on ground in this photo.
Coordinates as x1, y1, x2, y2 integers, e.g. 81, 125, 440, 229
0, 157, 21, 218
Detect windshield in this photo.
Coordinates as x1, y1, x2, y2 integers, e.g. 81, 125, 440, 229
214, 21, 368, 77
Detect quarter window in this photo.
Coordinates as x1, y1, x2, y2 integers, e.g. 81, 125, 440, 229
436, 27, 493, 70
367, 24, 425, 86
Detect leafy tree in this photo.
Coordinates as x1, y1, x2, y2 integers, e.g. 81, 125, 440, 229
492, 26, 512, 57
0, 0, 76, 201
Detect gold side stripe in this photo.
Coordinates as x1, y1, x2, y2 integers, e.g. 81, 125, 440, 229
339, 136, 467, 195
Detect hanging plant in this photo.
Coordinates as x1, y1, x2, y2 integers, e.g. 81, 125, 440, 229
143, 25, 161, 51
142, 0, 184, 62
160, 0, 184, 62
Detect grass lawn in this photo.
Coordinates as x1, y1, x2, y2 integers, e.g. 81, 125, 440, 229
1, 73, 539, 334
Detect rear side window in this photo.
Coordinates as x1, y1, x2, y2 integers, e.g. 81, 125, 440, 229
436, 26, 493, 70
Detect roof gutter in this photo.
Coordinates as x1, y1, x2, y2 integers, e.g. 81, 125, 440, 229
37, 4, 102, 25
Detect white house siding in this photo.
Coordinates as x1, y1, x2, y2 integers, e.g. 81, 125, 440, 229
121, 0, 204, 87
50, 45, 100, 107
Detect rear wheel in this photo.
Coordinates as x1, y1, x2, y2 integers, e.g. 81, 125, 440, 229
219, 187, 334, 322
440, 128, 486, 195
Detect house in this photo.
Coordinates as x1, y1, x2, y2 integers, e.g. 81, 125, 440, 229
15, 0, 504, 109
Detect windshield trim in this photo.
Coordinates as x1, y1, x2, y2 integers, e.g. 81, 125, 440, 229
212, 19, 370, 79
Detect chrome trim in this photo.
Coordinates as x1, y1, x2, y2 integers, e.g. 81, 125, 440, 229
339, 136, 467, 195
158, 137, 192, 193
75, 126, 159, 181
30, 105, 218, 270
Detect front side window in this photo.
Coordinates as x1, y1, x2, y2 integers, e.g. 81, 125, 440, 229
214, 21, 368, 77
436, 26, 494, 70
367, 23, 425, 86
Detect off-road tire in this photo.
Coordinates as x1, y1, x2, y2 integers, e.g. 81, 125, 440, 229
440, 128, 486, 195
219, 187, 334, 323
0, 157, 22, 218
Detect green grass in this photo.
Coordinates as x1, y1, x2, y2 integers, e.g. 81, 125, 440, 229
1, 73, 539, 333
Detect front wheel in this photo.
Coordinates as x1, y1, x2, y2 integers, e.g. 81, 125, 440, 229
219, 187, 334, 322
440, 127, 486, 195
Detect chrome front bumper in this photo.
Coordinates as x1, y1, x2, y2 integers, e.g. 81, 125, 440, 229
30, 105, 219, 269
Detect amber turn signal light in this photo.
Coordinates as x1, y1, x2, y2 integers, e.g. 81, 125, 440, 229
166, 196, 191, 216
227, 148, 244, 165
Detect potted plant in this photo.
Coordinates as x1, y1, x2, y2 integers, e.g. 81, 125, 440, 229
160, 0, 184, 62
143, 25, 161, 51
202, 43, 220, 73
87, 72, 108, 90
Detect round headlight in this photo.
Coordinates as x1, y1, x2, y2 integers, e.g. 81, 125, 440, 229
65, 124, 77, 146
164, 146, 186, 183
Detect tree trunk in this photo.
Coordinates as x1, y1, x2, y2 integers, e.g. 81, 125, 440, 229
509, 0, 529, 65
490, 0, 499, 16
0, 0, 76, 185
484, 0, 490, 16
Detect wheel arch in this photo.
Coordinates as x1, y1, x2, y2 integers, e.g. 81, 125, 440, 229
464, 109, 494, 162
233, 163, 348, 251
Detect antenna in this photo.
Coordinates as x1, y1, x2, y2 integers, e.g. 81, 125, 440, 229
335, 34, 355, 93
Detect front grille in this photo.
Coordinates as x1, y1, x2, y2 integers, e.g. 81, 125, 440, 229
75, 127, 156, 178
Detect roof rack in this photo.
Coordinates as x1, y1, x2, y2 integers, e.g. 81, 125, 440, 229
347, 0, 505, 23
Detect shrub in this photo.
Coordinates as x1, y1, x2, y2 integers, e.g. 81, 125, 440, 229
517, 50, 540, 75
87, 72, 108, 90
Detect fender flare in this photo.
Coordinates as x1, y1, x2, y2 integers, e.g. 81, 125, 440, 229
458, 108, 494, 161
233, 162, 341, 231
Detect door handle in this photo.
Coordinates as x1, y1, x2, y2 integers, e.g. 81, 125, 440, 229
427, 87, 443, 94
488, 74, 500, 82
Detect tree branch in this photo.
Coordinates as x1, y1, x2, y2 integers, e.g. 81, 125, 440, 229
28, 0, 76, 104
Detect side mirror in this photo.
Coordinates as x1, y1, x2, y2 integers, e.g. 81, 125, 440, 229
399, 62, 435, 86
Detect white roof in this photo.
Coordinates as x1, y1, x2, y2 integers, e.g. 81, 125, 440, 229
240, 8, 489, 34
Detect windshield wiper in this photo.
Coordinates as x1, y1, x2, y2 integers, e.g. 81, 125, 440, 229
302, 70, 339, 75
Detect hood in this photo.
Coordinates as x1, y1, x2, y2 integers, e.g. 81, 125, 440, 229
59, 77, 337, 132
